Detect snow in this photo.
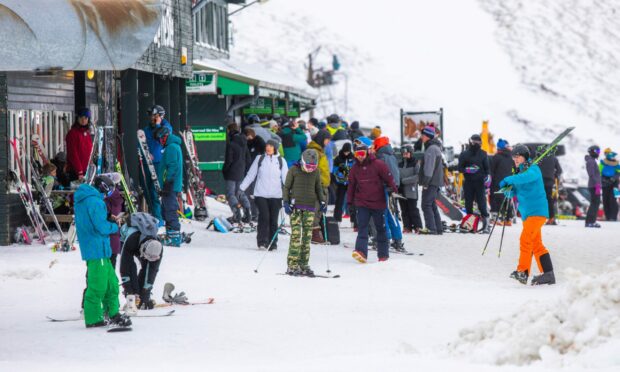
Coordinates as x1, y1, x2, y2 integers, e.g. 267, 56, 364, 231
1, 198, 619, 371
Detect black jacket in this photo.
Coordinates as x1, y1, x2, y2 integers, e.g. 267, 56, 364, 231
120, 231, 162, 296
538, 155, 562, 187
458, 146, 489, 182
223, 130, 251, 181
489, 149, 514, 191
247, 135, 266, 163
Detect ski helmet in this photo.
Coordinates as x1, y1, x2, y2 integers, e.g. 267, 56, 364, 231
588, 145, 600, 158
148, 105, 166, 117
300, 149, 318, 173
327, 114, 340, 124
511, 144, 531, 160
140, 239, 163, 262
93, 175, 115, 196
247, 114, 260, 125
153, 125, 171, 140
401, 144, 414, 155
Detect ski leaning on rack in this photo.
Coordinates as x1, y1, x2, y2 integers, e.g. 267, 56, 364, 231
181, 129, 208, 221
9, 139, 48, 244
137, 129, 162, 194
115, 162, 137, 214
26, 150, 72, 251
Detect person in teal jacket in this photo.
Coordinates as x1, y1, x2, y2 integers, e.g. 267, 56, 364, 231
499, 144, 555, 286
599, 148, 620, 221
153, 126, 184, 246
279, 121, 307, 167
74, 175, 131, 328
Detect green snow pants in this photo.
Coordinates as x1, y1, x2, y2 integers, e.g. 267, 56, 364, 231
287, 209, 315, 269
84, 258, 120, 326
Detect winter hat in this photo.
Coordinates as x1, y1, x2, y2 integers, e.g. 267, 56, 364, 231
318, 121, 327, 130
421, 126, 435, 139
268, 120, 279, 130
497, 138, 509, 150
266, 138, 279, 149
370, 127, 382, 139
373, 136, 390, 151
301, 149, 318, 172
356, 136, 373, 147
140, 239, 163, 262
604, 148, 617, 159
76, 107, 91, 119
470, 134, 482, 143
351, 121, 360, 130
308, 118, 319, 127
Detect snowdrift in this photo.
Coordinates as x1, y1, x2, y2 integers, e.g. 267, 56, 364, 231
449, 259, 620, 367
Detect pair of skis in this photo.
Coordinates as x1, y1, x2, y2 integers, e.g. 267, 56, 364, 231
180, 129, 208, 221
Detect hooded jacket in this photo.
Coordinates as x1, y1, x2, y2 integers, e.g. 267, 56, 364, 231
143, 118, 174, 165
247, 135, 266, 163
333, 144, 354, 185
501, 164, 549, 220
283, 164, 325, 211
420, 139, 444, 187
458, 145, 489, 182
307, 140, 331, 187
347, 155, 398, 210
74, 184, 119, 261
104, 187, 124, 255
159, 133, 184, 192
399, 157, 420, 199
490, 149, 514, 191
585, 155, 601, 188
538, 155, 563, 187
599, 157, 620, 185
65, 123, 93, 177
223, 130, 251, 182
240, 153, 288, 198
375, 143, 400, 185
279, 126, 307, 164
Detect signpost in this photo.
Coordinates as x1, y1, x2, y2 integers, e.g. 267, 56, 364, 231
186, 71, 218, 94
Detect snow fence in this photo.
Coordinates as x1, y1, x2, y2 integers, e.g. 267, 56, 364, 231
448, 259, 620, 367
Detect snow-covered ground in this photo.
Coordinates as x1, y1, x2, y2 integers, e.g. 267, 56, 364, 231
1, 199, 619, 371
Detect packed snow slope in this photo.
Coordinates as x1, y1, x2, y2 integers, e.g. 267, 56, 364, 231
230, 0, 620, 179
1, 198, 619, 371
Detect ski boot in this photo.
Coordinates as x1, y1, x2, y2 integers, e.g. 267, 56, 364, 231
480, 217, 491, 234
352, 250, 367, 264
161, 229, 182, 247
123, 294, 139, 316
510, 270, 528, 285
286, 266, 303, 276
300, 266, 315, 277
391, 239, 406, 252
585, 222, 601, 228
531, 271, 556, 285
378, 257, 389, 262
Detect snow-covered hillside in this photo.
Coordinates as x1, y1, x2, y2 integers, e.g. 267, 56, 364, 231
229, 0, 620, 179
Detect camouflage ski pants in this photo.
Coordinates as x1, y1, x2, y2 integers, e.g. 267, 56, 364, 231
287, 209, 315, 268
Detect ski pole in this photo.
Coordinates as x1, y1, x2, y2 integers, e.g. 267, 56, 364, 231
322, 214, 331, 274
498, 197, 515, 258
482, 196, 507, 255
253, 216, 286, 273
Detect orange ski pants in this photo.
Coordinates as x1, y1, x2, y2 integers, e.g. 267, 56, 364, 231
517, 216, 549, 274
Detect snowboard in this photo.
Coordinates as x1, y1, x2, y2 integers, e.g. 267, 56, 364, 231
435, 192, 465, 221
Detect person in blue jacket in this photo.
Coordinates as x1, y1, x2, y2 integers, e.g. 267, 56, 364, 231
74, 175, 132, 328
143, 105, 173, 224
153, 125, 184, 247
499, 144, 555, 286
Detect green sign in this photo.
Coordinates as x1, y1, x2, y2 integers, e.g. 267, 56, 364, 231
192, 126, 226, 141
199, 162, 224, 171
242, 98, 273, 115
187, 72, 217, 94
274, 99, 286, 115
287, 101, 300, 117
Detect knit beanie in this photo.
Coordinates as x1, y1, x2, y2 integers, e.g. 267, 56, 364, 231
370, 127, 382, 139
497, 138, 509, 150
140, 239, 163, 262
351, 121, 360, 130
421, 126, 435, 139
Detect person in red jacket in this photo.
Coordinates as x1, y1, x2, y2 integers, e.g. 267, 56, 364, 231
65, 107, 94, 181
347, 141, 398, 263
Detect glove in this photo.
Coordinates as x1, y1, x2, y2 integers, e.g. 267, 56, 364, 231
160, 181, 173, 196
504, 190, 515, 199
499, 179, 509, 189
139, 289, 154, 310
283, 202, 292, 215
484, 175, 492, 189
595, 183, 602, 196
464, 165, 480, 174
171, 291, 188, 305
320, 202, 327, 214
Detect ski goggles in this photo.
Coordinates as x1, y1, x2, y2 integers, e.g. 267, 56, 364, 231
354, 150, 368, 158
303, 163, 317, 172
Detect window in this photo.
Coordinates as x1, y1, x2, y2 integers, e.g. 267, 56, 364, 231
193, 0, 229, 53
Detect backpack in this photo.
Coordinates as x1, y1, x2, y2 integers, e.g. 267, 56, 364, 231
459, 213, 483, 233
258, 154, 283, 171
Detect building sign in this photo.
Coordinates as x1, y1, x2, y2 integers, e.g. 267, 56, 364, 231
287, 101, 300, 117
242, 98, 273, 115
274, 99, 287, 115
186, 72, 218, 94
191, 125, 226, 171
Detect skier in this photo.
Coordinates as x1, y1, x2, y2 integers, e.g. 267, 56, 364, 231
65, 107, 93, 182
282, 149, 325, 275
419, 126, 444, 235
348, 141, 398, 263
458, 134, 490, 232
489, 138, 514, 225
307, 129, 332, 243
332, 142, 354, 222
373, 136, 404, 250
585, 145, 602, 228
223, 122, 252, 223
600, 148, 620, 221
74, 175, 131, 328
153, 126, 184, 246
240, 139, 288, 250
399, 144, 423, 233
119, 212, 163, 314
143, 105, 173, 224
538, 151, 563, 225
499, 144, 556, 285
